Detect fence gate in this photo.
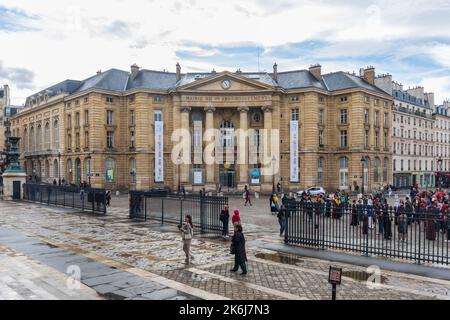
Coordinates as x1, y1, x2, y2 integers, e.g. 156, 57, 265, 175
129, 191, 228, 235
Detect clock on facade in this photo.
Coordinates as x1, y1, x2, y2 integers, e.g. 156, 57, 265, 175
221, 80, 231, 89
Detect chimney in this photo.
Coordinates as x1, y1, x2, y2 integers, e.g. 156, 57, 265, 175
272, 63, 278, 81
176, 62, 181, 82
96, 70, 102, 75
130, 63, 140, 80
363, 66, 375, 85
309, 64, 322, 80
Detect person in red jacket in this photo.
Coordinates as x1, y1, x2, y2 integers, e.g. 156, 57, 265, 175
232, 209, 241, 229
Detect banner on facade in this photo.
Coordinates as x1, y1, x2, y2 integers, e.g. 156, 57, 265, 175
155, 121, 164, 182
290, 120, 299, 182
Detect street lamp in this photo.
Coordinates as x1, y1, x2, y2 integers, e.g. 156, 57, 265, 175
271, 155, 276, 194
360, 157, 365, 195
437, 157, 443, 190
177, 155, 182, 194
57, 152, 61, 185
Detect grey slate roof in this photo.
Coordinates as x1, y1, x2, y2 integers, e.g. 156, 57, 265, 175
26, 67, 389, 103
276, 70, 327, 90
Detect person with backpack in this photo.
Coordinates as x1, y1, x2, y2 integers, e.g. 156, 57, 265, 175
232, 209, 241, 229
179, 214, 195, 265
220, 205, 230, 239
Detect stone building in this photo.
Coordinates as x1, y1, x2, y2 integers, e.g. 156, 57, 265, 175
375, 75, 436, 188
434, 100, 450, 174
10, 63, 393, 192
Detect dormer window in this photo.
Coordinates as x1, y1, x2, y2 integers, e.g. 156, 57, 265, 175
106, 97, 114, 104
340, 96, 348, 102
290, 96, 299, 102
153, 96, 162, 103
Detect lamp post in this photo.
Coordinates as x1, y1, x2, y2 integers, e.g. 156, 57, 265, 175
361, 157, 365, 195
177, 155, 182, 194
57, 152, 61, 185
272, 155, 276, 194
437, 157, 443, 190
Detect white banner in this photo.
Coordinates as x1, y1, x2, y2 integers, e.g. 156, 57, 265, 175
290, 120, 299, 182
155, 121, 164, 182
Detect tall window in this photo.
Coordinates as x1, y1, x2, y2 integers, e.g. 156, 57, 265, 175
291, 108, 299, 121
84, 110, 89, 125
318, 157, 324, 184
154, 110, 163, 122
374, 111, 379, 126
107, 110, 114, 125
130, 110, 135, 126
319, 109, 324, 125
365, 130, 369, 149
340, 109, 347, 124
130, 131, 135, 148
54, 121, 59, 149
76, 132, 80, 149
67, 133, 72, 150
24, 128, 28, 152
340, 130, 347, 148
105, 158, 115, 182
375, 131, 379, 148
85, 158, 90, 180
67, 159, 73, 183
45, 123, 50, 149
67, 115, 72, 129
75, 112, 80, 127
130, 158, 136, 184
339, 157, 349, 189
84, 131, 89, 149
364, 109, 369, 125
37, 125, 42, 150
54, 159, 59, 178
107, 131, 114, 148
383, 113, 388, 127
319, 130, 324, 146
374, 158, 380, 182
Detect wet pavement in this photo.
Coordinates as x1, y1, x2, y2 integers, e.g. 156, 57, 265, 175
0, 199, 449, 300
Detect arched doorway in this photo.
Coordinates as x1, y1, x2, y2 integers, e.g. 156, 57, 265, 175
75, 158, 81, 184
67, 159, 73, 183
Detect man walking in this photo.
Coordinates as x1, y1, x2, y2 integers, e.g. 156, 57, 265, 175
220, 205, 230, 239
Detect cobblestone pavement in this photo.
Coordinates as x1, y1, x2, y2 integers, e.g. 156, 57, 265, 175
0, 200, 449, 300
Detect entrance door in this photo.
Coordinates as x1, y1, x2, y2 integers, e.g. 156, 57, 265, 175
412, 174, 417, 187
13, 181, 21, 200
219, 164, 236, 189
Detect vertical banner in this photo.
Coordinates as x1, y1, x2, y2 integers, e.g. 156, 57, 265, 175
154, 121, 164, 182
290, 120, 299, 182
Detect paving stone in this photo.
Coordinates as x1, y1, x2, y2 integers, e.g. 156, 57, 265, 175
108, 276, 145, 289
122, 283, 165, 295
141, 288, 179, 300
104, 290, 136, 300
82, 272, 130, 287
168, 295, 189, 300
92, 284, 119, 295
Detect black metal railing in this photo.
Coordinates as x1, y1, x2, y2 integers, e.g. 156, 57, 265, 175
285, 201, 449, 265
130, 191, 228, 235
23, 183, 107, 214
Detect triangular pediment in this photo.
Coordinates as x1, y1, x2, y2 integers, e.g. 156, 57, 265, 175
176, 71, 274, 92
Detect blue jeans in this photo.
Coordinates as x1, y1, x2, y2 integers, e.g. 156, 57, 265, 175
279, 218, 286, 235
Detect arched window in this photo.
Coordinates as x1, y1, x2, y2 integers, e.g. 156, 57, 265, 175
54, 159, 59, 179
105, 158, 115, 182
130, 158, 136, 184
374, 157, 380, 183
339, 157, 349, 189
30, 126, 35, 151
54, 120, 59, 149
67, 159, 73, 183
363, 157, 369, 190
45, 123, 50, 149
37, 125, 42, 150
45, 160, 50, 178
317, 157, 324, 184
85, 157, 91, 181
75, 158, 81, 184
383, 158, 388, 182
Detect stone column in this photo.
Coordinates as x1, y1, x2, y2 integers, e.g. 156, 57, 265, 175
262, 106, 274, 191
204, 106, 216, 190
237, 106, 249, 189
180, 107, 191, 188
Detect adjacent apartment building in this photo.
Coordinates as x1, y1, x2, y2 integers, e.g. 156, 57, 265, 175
375, 75, 443, 188
10, 63, 393, 192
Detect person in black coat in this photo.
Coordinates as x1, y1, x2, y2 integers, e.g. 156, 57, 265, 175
220, 205, 230, 239
230, 224, 247, 275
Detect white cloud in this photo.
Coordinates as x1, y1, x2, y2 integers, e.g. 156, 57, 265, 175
0, 0, 450, 104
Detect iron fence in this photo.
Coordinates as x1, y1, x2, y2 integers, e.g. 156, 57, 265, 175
285, 200, 450, 265
130, 191, 228, 235
23, 183, 107, 214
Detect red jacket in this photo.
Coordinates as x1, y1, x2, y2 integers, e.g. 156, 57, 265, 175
232, 211, 241, 224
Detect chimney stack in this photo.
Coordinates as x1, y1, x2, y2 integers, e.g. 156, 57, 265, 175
309, 64, 322, 81
176, 62, 181, 82
363, 66, 375, 85
272, 63, 278, 81
130, 63, 140, 80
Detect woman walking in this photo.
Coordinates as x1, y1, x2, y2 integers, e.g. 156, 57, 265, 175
232, 209, 241, 228
220, 205, 230, 239
230, 224, 247, 275
179, 215, 194, 265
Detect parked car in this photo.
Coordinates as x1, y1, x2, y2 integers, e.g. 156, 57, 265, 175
297, 187, 326, 197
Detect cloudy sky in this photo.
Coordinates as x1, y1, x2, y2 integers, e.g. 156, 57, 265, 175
1, 0, 450, 105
